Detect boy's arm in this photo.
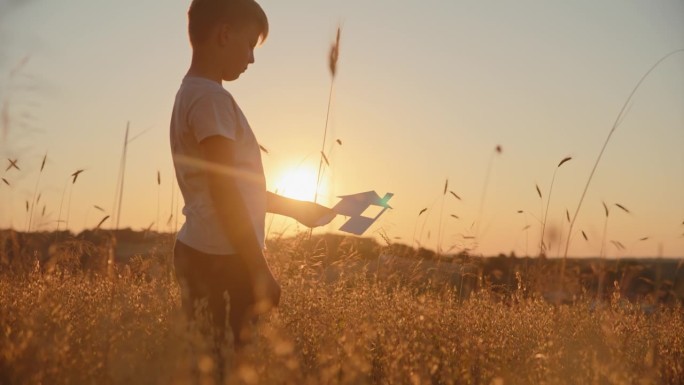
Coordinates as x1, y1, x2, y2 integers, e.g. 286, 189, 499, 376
199, 135, 280, 310
266, 192, 335, 228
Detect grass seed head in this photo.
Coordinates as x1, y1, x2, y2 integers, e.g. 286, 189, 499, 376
614, 203, 630, 214
610, 240, 625, 250
6, 158, 20, 171
558, 156, 572, 168
328, 27, 341, 78
95, 215, 110, 229
71, 169, 84, 184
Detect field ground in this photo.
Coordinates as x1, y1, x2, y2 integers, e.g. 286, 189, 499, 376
1, 229, 683, 384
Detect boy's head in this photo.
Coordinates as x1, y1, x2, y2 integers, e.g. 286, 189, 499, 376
188, 0, 268, 81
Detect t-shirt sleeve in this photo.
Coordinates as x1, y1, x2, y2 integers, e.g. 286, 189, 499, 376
188, 92, 238, 143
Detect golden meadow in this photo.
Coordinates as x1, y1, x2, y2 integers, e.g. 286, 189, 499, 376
1, 229, 683, 384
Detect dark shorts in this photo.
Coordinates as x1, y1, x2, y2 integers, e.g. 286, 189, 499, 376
173, 240, 256, 347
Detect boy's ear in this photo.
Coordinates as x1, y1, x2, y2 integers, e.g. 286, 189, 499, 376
217, 23, 239, 45
216, 23, 230, 45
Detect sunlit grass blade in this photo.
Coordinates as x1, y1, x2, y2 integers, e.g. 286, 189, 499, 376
561, 49, 684, 284
614, 203, 630, 214
95, 215, 110, 229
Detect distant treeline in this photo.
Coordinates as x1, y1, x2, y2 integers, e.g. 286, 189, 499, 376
1, 229, 683, 305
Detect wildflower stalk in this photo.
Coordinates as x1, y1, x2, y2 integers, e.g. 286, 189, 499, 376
413, 207, 428, 250
539, 156, 572, 256
475, 145, 502, 244
437, 179, 448, 255
313, 27, 341, 205
113, 122, 130, 229
65, 170, 84, 231
27, 153, 47, 232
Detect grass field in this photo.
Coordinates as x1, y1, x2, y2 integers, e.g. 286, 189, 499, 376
1, 231, 683, 385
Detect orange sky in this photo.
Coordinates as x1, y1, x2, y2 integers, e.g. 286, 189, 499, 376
1, 0, 683, 257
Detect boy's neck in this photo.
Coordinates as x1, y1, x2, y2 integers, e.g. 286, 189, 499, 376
186, 52, 223, 84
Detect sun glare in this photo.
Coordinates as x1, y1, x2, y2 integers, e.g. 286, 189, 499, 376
275, 166, 324, 202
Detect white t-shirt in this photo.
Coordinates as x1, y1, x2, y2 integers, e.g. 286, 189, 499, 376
170, 76, 266, 255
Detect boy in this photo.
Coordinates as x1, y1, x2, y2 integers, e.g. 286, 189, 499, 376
170, 0, 334, 360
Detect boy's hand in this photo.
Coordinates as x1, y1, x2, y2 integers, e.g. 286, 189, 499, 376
266, 192, 336, 228
292, 201, 336, 228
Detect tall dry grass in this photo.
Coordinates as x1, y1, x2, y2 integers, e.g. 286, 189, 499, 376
539, 156, 572, 256
561, 49, 684, 281
314, 27, 341, 206
1, 234, 683, 385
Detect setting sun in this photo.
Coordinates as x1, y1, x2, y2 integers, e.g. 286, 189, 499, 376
274, 166, 325, 202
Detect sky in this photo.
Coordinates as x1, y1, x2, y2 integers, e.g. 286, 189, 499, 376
1, 0, 683, 258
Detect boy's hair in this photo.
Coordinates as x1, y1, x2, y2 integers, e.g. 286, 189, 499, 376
188, 0, 268, 47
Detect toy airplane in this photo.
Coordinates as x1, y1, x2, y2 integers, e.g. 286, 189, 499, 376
325, 191, 394, 235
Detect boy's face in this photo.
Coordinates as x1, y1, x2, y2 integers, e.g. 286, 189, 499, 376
218, 22, 262, 81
